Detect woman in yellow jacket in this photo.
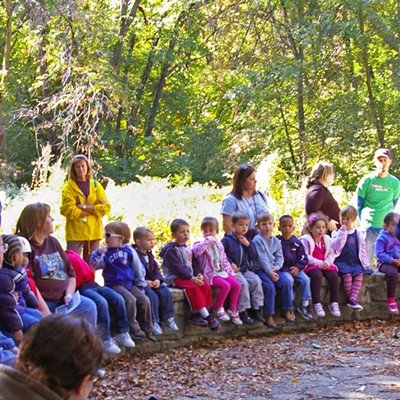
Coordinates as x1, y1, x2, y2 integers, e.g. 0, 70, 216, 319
60, 154, 111, 263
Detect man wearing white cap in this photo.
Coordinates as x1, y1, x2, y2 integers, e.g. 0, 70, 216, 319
357, 148, 400, 264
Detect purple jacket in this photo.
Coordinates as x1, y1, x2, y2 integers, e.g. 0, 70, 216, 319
221, 232, 256, 273
375, 229, 400, 267
331, 228, 371, 269
133, 246, 164, 282
276, 235, 308, 272
192, 236, 234, 285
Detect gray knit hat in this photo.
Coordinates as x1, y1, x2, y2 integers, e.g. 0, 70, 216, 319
2, 234, 22, 264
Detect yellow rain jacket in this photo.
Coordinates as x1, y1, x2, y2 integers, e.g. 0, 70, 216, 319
60, 179, 111, 242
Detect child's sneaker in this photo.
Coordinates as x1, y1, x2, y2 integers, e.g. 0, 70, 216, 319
216, 307, 230, 322
165, 317, 179, 331
132, 328, 146, 338
152, 322, 163, 335
103, 338, 121, 355
239, 311, 254, 325
252, 308, 266, 323
347, 298, 363, 311
313, 303, 325, 317
297, 305, 313, 320
115, 332, 136, 348
205, 314, 220, 330
227, 309, 243, 325
387, 300, 399, 315
328, 302, 341, 317
189, 313, 208, 327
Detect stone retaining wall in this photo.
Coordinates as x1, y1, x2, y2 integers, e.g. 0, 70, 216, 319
126, 272, 397, 353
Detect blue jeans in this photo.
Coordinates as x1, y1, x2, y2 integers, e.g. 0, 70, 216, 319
255, 270, 293, 314
21, 307, 43, 333
46, 294, 97, 327
145, 285, 174, 323
81, 286, 130, 340
281, 270, 311, 303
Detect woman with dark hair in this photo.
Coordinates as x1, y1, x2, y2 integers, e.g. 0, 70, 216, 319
60, 154, 111, 263
0, 314, 103, 400
15, 203, 97, 327
220, 164, 269, 233
305, 162, 340, 233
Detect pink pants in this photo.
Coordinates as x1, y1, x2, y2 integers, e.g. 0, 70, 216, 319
212, 275, 241, 312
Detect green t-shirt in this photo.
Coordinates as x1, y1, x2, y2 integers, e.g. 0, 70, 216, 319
357, 173, 400, 229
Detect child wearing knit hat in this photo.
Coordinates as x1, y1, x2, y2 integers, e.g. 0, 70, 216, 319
0, 235, 43, 344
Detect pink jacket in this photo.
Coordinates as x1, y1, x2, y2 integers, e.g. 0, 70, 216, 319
299, 233, 338, 272
192, 237, 234, 285
331, 228, 371, 269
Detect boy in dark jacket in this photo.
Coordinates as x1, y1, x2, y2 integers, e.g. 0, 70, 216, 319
276, 215, 313, 320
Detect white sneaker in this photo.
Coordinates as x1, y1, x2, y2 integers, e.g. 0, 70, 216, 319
216, 307, 230, 322
165, 317, 179, 331
115, 332, 135, 348
227, 309, 243, 325
152, 322, 163, 335
103, 338, 121, 355
328, 302, 341, 317
313, 303, 326, 318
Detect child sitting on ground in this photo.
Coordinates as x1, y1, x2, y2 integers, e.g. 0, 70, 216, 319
251, 212, 294, 328
90, 221, 156, 342
192, 217, 242, 325
277, 215, 313, 320
374, 212, 400, 315
331, 205, 372, 311
0, 235, 43, 344
300, 213, 341, 318
221, 211, 265, 324
133, 227, 179, 333
160, 219, 220, 330
67, 250, 135, 355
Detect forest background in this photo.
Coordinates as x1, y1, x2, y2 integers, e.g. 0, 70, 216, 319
0, 0, 399, 247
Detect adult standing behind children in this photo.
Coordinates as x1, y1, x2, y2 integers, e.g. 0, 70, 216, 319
0, 314, 103, 400
357, 149, 400, 264
221, 164, 269, 234
305, 162, 340, 233
60, 154, 111, 263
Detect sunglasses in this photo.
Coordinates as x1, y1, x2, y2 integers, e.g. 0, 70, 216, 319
239, 163, 250, 170
0, 243, 9, 253
105, 232, 122, 238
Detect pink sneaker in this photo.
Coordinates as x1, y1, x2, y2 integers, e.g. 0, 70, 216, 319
387, 301, 399, 315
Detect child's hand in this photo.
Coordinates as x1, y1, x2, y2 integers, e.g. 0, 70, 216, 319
153, 279, 161, 288
14, 330, 23, 344
196, 274, 204, 281
98, 246, 107, 255
231, 262, 239, 273
393, 259, 400, 267
269, 272, 279, 282
64, 293, 72, 305
340, 224, 347, 231
238, 236, 250, 247
190, 276, 204, 286
290, 266, 300, 277
272, 266, 278, 272
147, 280, 154, 288
321, 261, 330, 269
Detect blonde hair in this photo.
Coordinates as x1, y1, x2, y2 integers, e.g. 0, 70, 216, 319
68, 154, 92, 182
257, 212, 274, 224
339, 205, 358, 221
200, 216, 219, 233
306, 162, 334, 188
105, 221, 130, 244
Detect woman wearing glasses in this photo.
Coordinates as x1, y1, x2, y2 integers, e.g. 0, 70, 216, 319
221, 164, 269, 234
0, 314, 103, 400
15, 203, 97, 327
60, 154, 111, 263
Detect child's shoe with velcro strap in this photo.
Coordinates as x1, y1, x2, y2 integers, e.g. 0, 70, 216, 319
152, 322, 163, 335
347, 298, 363, 311
297, 305, 313, 321
239, 311, 254, 325
227, 309, 243, 325
313, 303, 325, 318
205, 314, 220, 330
328, 302, 341, 317
252, 308, 266, 323
387, 300, 399, 315
189, 313, 208, 327
216, 307, 230, 322
165, 317, 179, 331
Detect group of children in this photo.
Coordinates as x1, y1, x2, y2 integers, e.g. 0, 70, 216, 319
1, 203, 400, 363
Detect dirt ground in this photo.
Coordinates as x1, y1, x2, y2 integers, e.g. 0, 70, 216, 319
91, 319, 400, 400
